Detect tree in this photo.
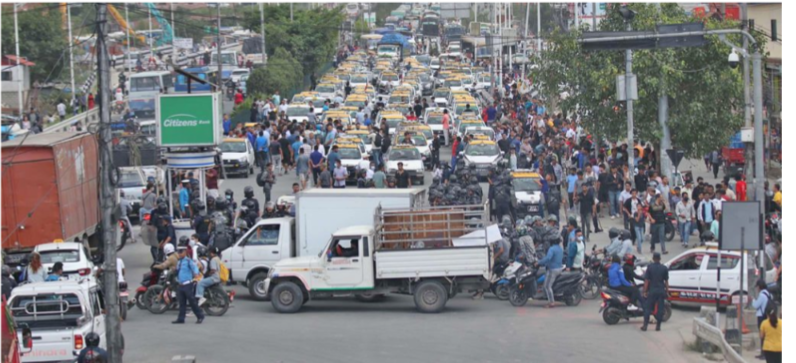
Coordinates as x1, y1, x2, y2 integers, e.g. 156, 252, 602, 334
172, 7, 208, 44
353, 19, 370, 41
529, 3, 768, 157
1, 7, 68, 83
246, 47, 304, 98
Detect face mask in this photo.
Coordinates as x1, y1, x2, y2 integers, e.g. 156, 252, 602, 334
578, 236, 584, 242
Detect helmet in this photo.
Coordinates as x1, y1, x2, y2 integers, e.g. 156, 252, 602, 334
701, 230, 715, 241
265, 201, 275, 210
197, 246, 208, 258
647, 181, 658, 189
206, 196, 215, 205
546, 215, 558, 223
244, 186, 255, 198
225, 189, 234, 198
215, 200, 228, 211
163, 244, 175, 255
157, 202, 168, 213
531, 216, 543, 225
178, 236, 190, 246
608, 227, 620, 239
501, 215, 513, 229
191, 200, 205, 212
432, 176, 441, 184
85, 332, 101, 348
620, 229, 632, 240
449, 174, 458, 183
516, 225, 528, 236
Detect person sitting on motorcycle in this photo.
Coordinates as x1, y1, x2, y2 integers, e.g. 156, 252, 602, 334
622, 254, 645, 286
153, 243, 179, 273
618, 229, 635, 257
194, 246, 221, 307
604, 227, 623, 257
76, 332, 107, 363
262, 202, 280, 219
608, 254, 641, 311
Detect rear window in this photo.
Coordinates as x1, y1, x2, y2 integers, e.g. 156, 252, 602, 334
39, 250, 81, 264
10, 293, 84, 329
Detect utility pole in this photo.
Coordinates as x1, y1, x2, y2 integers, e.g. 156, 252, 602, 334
475, 3, 478, 23
537, 2, 541, 52
67, 3, 76, 108
741, 3, 753, 185
260, 3, 266, 63
148, 5, 153, 51
290, 3, 294, 23
655, 3, 672, 180
575, 3, 579, 29
125, 4, 132, 76
171, 3, 175, 48
13, 3, 23, 116
217, 5, 223, 90
96, 4, 122, 361
752, 53, 764, 214
525, 3, 530, 40
624, 20, 635, 180
592, 2, 597, 31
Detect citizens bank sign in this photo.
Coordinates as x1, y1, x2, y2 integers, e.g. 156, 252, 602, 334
156, 93, 222, 147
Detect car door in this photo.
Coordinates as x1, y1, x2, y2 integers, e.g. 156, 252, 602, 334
701, 253, 741, 305
89, 289, 107, 348
666, 252, 707, 303
240, 224, 283, 274
246, 139, 255, 165
323, 237, 364, 287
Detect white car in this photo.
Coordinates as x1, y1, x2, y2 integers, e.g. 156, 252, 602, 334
117, 167, 147, 220
9, 277, 108, 362
33, 242, 96, 280
634, 243, 777, 307
285, 105, 311, 123
314, 83, 340, 101
349, 74, 370, 87
220, 138, 256, 177
447, 42, 462, 56
385, 146, 425, 185
230, 68, 250, 83
462, 141, 502, 179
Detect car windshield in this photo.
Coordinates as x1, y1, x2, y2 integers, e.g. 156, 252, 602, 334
513, 178, 542, 193
119, 170, 144, 188
316, 85, 335, 93
412, 135, 428, 145
445, 80, 462, 87
389, 148, 421, 160
233, 70, 248, 76
390, 96, 409, 104
478, 75, 491, 83
385, 118, 403, 128
382, 74, 399, 81
416, 56, 430, 65
433, 90, 450, 98
287, 108, 309, 117
312, 100, 326, 108
378, 45, 398, 54
220, 141, 247, 153
466, 129, 494, 139
426, 114, 443, 125
351, 76, 368, 83
39, 250, 81, 264
337, 148, 362, 159
352, 133, 371, 144
465, 144, 499, 156
346, 100, 366, 108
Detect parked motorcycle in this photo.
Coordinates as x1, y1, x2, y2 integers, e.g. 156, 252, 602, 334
507, 265, 584, 307
119, 282, 133, 320
490, 261, 524, 301
599, 287, 671, 325
581, 245, 607, 300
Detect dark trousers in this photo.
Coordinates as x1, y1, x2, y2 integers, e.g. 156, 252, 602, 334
263, 186, 272, 203
177, 283, 205, 322
431, 150, 440, 169
764, 351, 782, 363
613, 285, 641, 306
643, 291, 666, 328
256, 151, 267, 171
758, 316, 766, 355
150, 246, 160, 262
712, 163, 720, 178
312, 168, 321, 186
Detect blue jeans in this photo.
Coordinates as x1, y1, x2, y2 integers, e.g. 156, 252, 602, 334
608, 191, 620, 217
679, 221, 692, 245
651, 224, 666, 252
195, 277, 220, 298
372, 150, 382, 168
634, 225, 645, 253
544, 268, 563, 304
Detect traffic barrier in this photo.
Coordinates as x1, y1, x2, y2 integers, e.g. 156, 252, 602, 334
43, 108, 100, 134
692, 317, 747, 363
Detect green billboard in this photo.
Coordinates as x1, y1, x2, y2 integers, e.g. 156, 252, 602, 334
156, 93, 221, 147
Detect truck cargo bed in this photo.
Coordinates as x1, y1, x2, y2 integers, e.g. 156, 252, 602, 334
374, 247, 490, 280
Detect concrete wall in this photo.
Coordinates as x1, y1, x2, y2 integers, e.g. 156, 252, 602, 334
1, 64, 31, 92
748, 4, 781, 61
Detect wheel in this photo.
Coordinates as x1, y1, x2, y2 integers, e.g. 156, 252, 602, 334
248, 272, 269, 301
135, 292, 147, 310
603, 307, 622, 325
145, 285, 169, 315
117, 228, 130, 252
665, 222, 676, 242
495, 284, 511, 301
249, 166, 254, 176
203, 287, 230, 316
508, 287, 528, 307
661, 302, 673, 322
564, 290, 582, 306
413, 280, 448, 313
270, 281, 304, 314
580, 279, 599, 300
354, 293, 385, 303
120, 301, 128, 321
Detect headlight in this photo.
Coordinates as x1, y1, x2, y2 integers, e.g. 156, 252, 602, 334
239, 157, 248, 164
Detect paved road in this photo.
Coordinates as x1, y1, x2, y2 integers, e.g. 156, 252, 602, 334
118, 150, 723, 362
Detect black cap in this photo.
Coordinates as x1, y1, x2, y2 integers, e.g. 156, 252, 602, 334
652, 252, 662, 261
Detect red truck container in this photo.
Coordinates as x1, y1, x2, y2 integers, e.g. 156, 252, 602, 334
2, 132, 100, 265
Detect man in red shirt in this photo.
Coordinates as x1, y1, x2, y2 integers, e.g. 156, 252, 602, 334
405, 112, 417, 122
735, 174, 747, 201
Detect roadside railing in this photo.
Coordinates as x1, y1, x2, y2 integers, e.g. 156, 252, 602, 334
692, 317, 747, 363
43, 108, 100, 134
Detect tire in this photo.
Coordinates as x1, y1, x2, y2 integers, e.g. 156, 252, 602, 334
146, 286, 169, 315
661, 302, 673, 322
271, 281, 304, 314
603, 307, 622, 325
495, 284, 510, 301
135, 291, 147, 310
248, 272, 269, 301
203, 287, 230, 316
117, 228, 130, 252
565, 290, 582, 306
120, 301, 128, 321
354, 293, 385, 303
508, 287, 528, 307
665, 221, 676, 242
580, 279, 599, 300
413, 280, 448, 313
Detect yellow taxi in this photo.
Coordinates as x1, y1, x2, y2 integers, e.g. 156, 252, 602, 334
510, 170, 544, 218
344, 94, 369, 108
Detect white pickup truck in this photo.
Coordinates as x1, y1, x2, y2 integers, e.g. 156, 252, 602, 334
263, 205, 496, 314
8, 278, 108, 363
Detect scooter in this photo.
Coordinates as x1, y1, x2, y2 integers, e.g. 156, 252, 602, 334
490, 260, 524, 301
599, 287, 672, 325
507, 265, 584, 307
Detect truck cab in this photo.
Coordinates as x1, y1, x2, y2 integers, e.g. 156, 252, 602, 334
8, 278, 107, 363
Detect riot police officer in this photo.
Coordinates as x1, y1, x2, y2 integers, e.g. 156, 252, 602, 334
241, 186, 260, 219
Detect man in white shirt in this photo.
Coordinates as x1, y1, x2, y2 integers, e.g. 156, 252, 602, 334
116, 257, 126, 284
56, 101, 67, 118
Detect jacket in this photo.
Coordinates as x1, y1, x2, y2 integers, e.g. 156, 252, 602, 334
154, 253, 179, 272
566, 240, 585, 269
608, 262, 632, 288
537, 244, 563, 270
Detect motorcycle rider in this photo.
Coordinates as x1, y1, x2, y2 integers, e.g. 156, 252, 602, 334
195, 247, 222, 307
76, 332, 108, 362
608, 254, 641, 311
535, 236, 564, 308
604, 228, 624, 257
617, 230, 635, 257
224, 189, 237, 211
153, 244, 179, 273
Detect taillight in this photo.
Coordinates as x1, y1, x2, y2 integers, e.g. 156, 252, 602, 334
601, 292, 612, 300
78, 268, 91, 276
144, 213, 151, 221
74, 334, 84, 350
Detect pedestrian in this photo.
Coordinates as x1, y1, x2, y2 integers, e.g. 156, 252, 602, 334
442, 109, 451, 146
269, 135, 283, 176
318, 163, 332, 189
675, 192, 695, 247
752, 279, 774, 360
259, 163, 276, 203
119, 191, 135, 242
566, 229, 585, 271
648, 193, 668, 254
56, 100, 67, 119
310, 145, 325, 186
332, 160, 347, 188
758, 302, 781, 363
710, 149, 722, 179
641, 252, 669, 331
576, 182, 595, 242
710, 210, 721, 241
296, 148, 310, 190
395, 162, 411, 188
536, 236, 564, 308
372, 164, 387, 188
172, 247, 205, 324
88, 93, 95, 110
140, 183, 156, 218
431, 132, 441, 169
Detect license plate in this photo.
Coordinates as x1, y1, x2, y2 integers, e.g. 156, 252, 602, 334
68, 274, 81, 281
528, 206, 538, 212
120, 292, 129, 297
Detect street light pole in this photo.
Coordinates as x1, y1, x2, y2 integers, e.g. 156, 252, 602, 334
655, 3, 672, 181
125, 4, 132, 76
14, 3, 23, 116
537, 2, 541, 52
741, 3, 753, 184
67, 4, 76, 108
752, 53, 764, 213
625, 21, 635, 182
260, 3, 266, 64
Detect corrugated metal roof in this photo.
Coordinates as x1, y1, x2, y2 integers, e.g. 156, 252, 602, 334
1, 131, 88, 148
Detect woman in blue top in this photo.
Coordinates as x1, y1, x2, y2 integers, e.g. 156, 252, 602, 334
608, 254, 641, 310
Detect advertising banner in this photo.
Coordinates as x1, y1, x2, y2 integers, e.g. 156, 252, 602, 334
156, 93, 221, 147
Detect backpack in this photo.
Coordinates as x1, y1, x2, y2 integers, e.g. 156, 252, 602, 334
256, 171, 266, 187
216, 257, 230, 283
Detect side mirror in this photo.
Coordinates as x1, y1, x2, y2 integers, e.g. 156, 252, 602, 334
21, 324, 33, 352
326, 250, 333, 262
